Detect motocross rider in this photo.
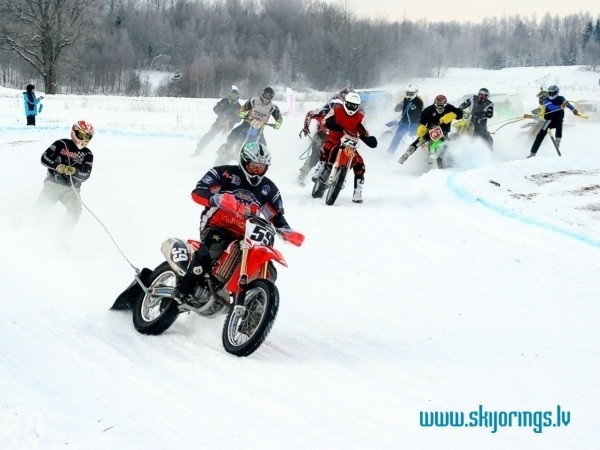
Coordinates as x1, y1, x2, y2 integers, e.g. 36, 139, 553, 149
221, 87, 283, 149
297, 88, 349, 186
527, 84, 580, 158
193, 86, 242, 155
311, 91, 378, 204
173, 142, 302, 305
458, 87, 494, 149
398, 94, 463, 164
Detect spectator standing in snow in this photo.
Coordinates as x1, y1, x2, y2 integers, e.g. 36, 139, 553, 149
23, 84, 43, 126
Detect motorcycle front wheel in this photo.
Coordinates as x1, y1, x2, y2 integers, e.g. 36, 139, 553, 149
222, 279, 279, 357
325, 166, 347, 205
132, 261, 180, 335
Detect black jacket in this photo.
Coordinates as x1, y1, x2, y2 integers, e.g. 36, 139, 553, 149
213, 97, 241, 122
193, 165, 289, 237
394, 96, 424, 124
419, 104, 464, 136
41, 139, 93, 188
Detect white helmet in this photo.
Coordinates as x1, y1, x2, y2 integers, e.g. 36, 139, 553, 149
239, 142, 271, 186
405, 84, 418, 99
344, 91, 361, 116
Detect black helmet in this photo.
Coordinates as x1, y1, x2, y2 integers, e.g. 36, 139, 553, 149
547, 85, 559, 99
478, 88, 489, 101
261, 87, 274, 103
26, 84, 35, 91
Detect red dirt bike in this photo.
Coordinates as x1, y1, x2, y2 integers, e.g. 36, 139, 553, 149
112, 212, 304, 357
311, 133, 359, 205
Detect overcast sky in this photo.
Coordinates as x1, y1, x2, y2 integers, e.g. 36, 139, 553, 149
322, 0, 600, 23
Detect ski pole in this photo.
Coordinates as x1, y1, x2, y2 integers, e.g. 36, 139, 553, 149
547, 130, 561, 156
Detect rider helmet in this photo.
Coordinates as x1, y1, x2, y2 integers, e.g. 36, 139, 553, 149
70, 120, 95, 149
343, 91, 362, 116
260, 87, 275, 104
478, 87, 489, 101
229, 85, 240, 102
434, 95, 447, 114
547, 85, 559, 99
405, 84, 418, 99
239, 142, 271, 186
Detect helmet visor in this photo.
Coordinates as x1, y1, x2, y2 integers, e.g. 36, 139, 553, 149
246, 161, 268, 175
75, 130, 93, 143
345, 101, 360, 112
261, 92, 274, 103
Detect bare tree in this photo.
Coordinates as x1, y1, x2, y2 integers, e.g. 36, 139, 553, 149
0, 0, 98, 93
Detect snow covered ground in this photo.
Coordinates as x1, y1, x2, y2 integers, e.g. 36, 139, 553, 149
1, 66, 599, 449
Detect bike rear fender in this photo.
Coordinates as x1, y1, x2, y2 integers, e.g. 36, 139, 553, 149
160, 238, 195, 277
225, 246, 287, 293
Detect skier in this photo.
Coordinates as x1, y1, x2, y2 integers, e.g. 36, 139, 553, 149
172, 142, 301, 307
222, 87, 282, 149
312, 91, 378, 204
297, 88, 348, 186
458, 87, 494, 149
527, 85, 580, 158
193, 86, 242, 155
398, 94, 463, 164
35, 121, 95, 230
386, 84, 423, 156
23, 84, 43, 126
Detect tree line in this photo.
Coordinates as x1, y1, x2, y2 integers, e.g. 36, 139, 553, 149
1, 0, 600, 97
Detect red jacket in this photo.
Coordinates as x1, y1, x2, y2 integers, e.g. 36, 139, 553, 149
324, 105, 368, 145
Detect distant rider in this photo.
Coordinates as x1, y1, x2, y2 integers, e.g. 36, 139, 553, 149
527, 85, 580, 158
297, 88, 348, 186
222, 87, 283, 148
458, 87, 494, 149
312, 91, 378, 204
386, 84, 423, 156
398, 94, 463, 164
193, 86, 242, 155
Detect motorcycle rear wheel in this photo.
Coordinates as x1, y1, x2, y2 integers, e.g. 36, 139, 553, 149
325, 166, 347, 205
132, 262, 180, 335
222, 279, 279, 357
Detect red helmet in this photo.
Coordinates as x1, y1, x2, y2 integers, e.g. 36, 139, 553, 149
71, 121, 95, 148
434, 95, 447, 113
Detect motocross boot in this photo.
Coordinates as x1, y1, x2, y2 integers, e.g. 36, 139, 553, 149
311, 161, 326, 181
172, 264, 208, 305
352, 179, 364, 204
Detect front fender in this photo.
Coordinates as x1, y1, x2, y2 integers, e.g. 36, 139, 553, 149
225, 246, 287, 293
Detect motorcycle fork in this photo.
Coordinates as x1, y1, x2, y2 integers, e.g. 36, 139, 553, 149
234, 242, 250, 307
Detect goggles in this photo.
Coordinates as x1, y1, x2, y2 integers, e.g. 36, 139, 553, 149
246, 161, 268, 175
75, 130, 93, 142
345, 102, 360, 112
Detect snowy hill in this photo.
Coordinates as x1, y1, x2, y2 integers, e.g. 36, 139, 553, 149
1, 66, 599, 449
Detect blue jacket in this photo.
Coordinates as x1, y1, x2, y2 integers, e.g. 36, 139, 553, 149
539, 95, 574, 120
23, 92, 41, 117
